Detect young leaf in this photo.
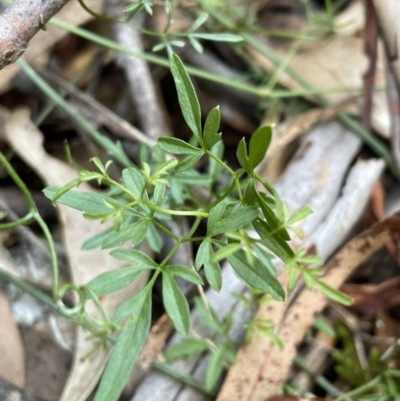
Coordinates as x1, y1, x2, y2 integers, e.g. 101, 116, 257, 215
95, 286, 152, 401
236, 138, 251, 174
252, 218, 294, 262
101, 219, 149, 249
227, 249, 285, 301
146, 223, 162, 252
158, 137, 203, 155
44, 186, 117, 215
110, 249, 157, 267
165, 338, 209, 362
162, 272, 191, 334
205, 346, 225, 389
82, 227, 114, 250
207, 200, 259, 237
195, 238, 222, 291
86, 265, 154, 297
122, 167, 146, 199
188, 35, 204, 53
190, 12, 209, 32
175, 153, 203, 172
248, 125, 272, 170
192, 33, 243, 42
170, 53, 202, 142
203, 106, 221, 150
204, 261, 222, 292
165, 264, 203, 285
312, 278, 354, 306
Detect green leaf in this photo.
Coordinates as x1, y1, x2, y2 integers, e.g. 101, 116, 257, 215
207, 200, 259, 237
203, 106, 221, 150
82, 227, 114, 250
153, 183, 167, 205
205, 346, 225, 389
248, 125, 272, 170
204, 261, 222, 292
188, 36, 204, 53
110, 249, 157, 267
165, 338, 209, 362
101, 219, 149, 249
252, 218, 294, 262
170, 53, 202, 142
158, 137, 203, 155
146, 223, 162, 252
165, 264, 203, 285
162, 272, 191, 334
95, 286, 152, 401
236, 138, 250, 173
209, 141, 224, 181
44, 186, 117, 215
122, 167, 146, 199
175, 153, 203, 172
227, 249, 285, 300
190, 13, 209, 31
255, 190, 291, 242
195, 238, 222, 291
192, 33, 243, 42
194, 297, 225, 334
312, 279, 354, 306
87, 265, 154, 297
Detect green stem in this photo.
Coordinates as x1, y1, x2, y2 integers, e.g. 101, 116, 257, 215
160, 241, 181, 266
152, 219, 180, 241
0, 268, 69, 317
16, 59, 133, 168
152, 360, 217, 397
333, 375, 382, 401
0, 153, 60, 299
294, 355, 345, 399
205, 150, 243, 199
0, 213, 35, 229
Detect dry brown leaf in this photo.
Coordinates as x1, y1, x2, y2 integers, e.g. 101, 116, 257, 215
0, 290, 25, 388
4, 107, 149, 401
249, 212, 400, 400
0, 0, 103, 94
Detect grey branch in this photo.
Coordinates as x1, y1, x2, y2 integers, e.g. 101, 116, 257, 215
0, 0, 71, 70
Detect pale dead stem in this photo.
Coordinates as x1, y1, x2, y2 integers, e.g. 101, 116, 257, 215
0, 0, 71, 69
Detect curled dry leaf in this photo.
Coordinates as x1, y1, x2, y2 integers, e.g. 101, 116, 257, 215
3, 107, 149, 401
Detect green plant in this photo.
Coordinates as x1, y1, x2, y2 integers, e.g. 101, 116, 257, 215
333, 325, 400, 401
0, 52, 352, 401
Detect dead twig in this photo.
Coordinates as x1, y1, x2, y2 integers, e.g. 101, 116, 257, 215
0, 0, 71, 69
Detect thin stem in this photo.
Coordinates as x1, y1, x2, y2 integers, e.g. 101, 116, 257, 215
152, 219, 180, 241
109, 178, 209, 217
333, 375, 382, 401
153, 360, 217, 397
160, 241, 181, 266
0, 213, 35, 229
294, 355, 345, 399
17, 59, 133, 168
0, 268, 69, 318
0, 153, 60, 299
205, 150, 242, 199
